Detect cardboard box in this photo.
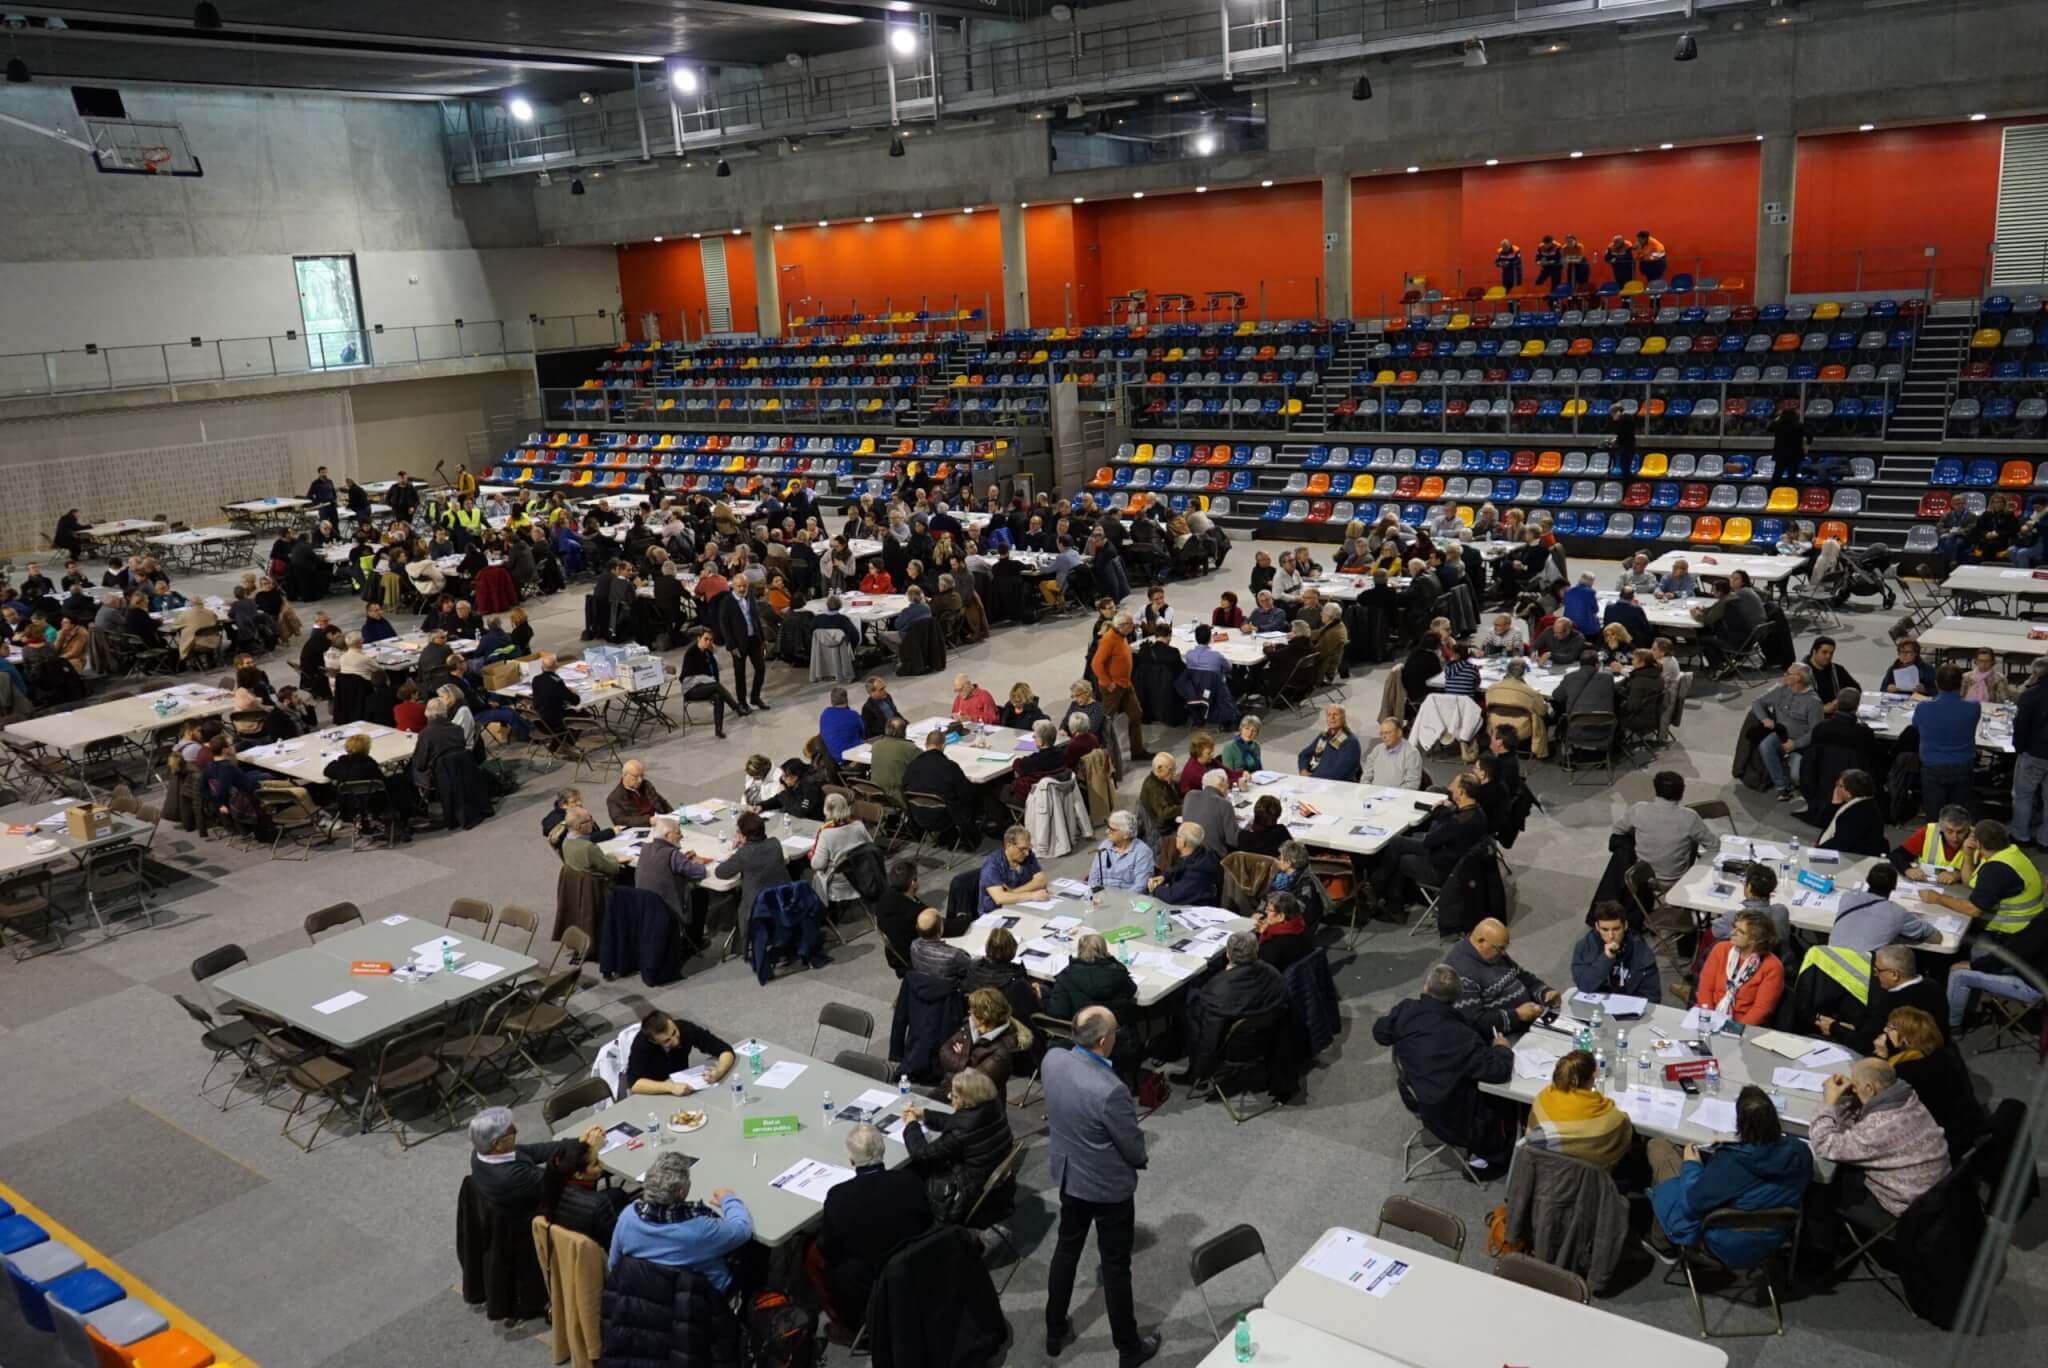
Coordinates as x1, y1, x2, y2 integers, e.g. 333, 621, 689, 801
65, 804, 115, 842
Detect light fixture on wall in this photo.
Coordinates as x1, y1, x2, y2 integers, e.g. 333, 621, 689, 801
671, 66, 699, 93
1858, 123, 1875, 132
818, 219, 828, 226
888, 133, 906, 157
1970, 112, 1988, 121
653, 235, 664, 242
1674, 33, 1698, 61
1193, 131, 1217, 156
912, 210, 923, 218
578, 91, 594, 105
864, 215, 875, 222
889, 25, 917, 55
1659, 141, 1675, 150
508, 97, 534, 122
1352, 76, 1371, 101
1483, 158, 1499, 166
1195, 185, 1207, 193
715, 157, 731, 176
1462, 39, 1487, 68
1568, 150, 1584, 158
1260, 179, 1274, 187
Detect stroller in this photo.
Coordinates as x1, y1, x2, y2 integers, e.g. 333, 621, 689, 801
1832, 543, 1898, 610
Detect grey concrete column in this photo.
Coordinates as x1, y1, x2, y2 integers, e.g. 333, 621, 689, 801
998, 200, 1030, 330
1321, 171, 1353, 322
752, 226, 782, 337
1755, 133, 1797, 305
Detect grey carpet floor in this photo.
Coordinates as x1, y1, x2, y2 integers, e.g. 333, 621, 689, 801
1, 539, 2042, 1368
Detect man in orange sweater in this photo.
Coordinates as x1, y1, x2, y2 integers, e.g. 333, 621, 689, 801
1091, 611, 1148, 759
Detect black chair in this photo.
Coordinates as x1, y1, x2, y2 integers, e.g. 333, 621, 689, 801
541, 1075, 616, 1126
1392, 1055, 1484, 1185
1666, 1206, 1801, 1338
173, 993, 264, 1110
901, 789, 960, 857
1187, 1223, 1277, 1340
1204, 1004, 1291, 1123
1558, 708, 1618, 786
811, 1001, 876, 1055
831, 1049, 894, 1084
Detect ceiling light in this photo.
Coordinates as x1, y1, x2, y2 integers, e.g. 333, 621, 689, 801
192, 2, 222, 30
1483, 158, 1499, 166
715, 157, 731, 177
773, 223, 783, 230
888, 135, 905, 157
1659, 141, 1675, 150
889, 25, 918, 55
962, 206, 974, 213
1352, 76, 1372, 101
1970, 112, 1988, 121
1858, 123, 1875, 132
912, 211, 923, 218
1073, 196, 1084, 203
1194, 132, 1217, 156
1195, 186, 1207, 193
731, 227, 742, 235
508, 98, 535, 122
1260, 179, 1274, 187
570, 177, 585, 196
890, 0, 912, 8
1405, 165, 1419, 174
1568, 150, 1584, 158
1020, 202, 1029, 208
578, 91, 594, 105
818, 220, 828, 227
864, 215, 875, 222
1131, 191, 1144, 199
1462, 39, 1487, 68
654, 235, 663, 242
672, 66, 699, 93
1674, 32, 1698, 61
691, 233, 701, 239
4, 57, 26, 84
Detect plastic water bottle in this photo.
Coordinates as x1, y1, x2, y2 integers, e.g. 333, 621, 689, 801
1705, 1060, 1722, 1095
1616, 1026, 1629, 1057
441, 940, 455, 975
1233, 1313, 1254, 1362
782, 810, 792, 836
1591, 1001, 1606, 1034
1639, 1049, 1651, 1083
731, 1076, 746, 1111
821, 1089, 834, 1129
1575, 1024, 1593, 1055
898, 1075, 910, 1101
1613, 1052, 1628, 1090
1154, 906, 1168, 943
1594, 1047, 1606, 1084
748, 1042, 763, 1079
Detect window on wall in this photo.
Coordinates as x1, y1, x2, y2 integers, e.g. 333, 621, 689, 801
294, 254, 368, 369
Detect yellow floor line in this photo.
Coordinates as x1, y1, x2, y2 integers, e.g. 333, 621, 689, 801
0, 1178, 254, 1367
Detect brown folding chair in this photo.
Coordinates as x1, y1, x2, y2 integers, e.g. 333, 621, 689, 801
1494, 1251, 1589, 1303
361, 1022, 459, 1149
1374, 1195, 1466, 1261
447, 897, 495, 934
489, 904, 541, 956
303, 901, 365, 943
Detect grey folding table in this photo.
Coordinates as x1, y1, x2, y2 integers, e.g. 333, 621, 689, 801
560, 1037, 945, 1248
208, 913, 537, 1052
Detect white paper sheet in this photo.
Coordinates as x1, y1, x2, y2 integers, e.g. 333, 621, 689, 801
1514, 1048, 1561, 1081
1797, 1042, 1855, 1069
411, 936, 461, 959
1130, 951, 1197, 981
1015, 898, 1061, 911
1680, 1006, 1731, 1035
1688, 1098, 1743, 1135
1750, 1030, 1816, 1059
780, 836, 812, 855
1018, 948, 1071, 978
380, 914, 409, 925
754, 1060, 808, 1089
1173, 906, 1236, 927
312, 990, 367, 1014
455, 961, 504, 981
1043, 915, 1084, 934
1050, 879, 1092, 900
1300, 1231, 1412, 1298
1771, 1068, 1829, 1092
1570, 991, 1648, 1017
669, 1065, 716, 1091
769, 1158, 855, 1202
1612, 1085, 1687, 1131
1929, 912, 1968, 938
972, 912, 1023, 932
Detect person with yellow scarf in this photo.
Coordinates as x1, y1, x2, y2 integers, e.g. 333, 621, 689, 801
1528, 1050, 1634, 1171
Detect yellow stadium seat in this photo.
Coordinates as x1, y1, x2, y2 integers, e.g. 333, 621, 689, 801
1721, 516, 1753, 544
1641, 336, 1667, 355
1619, 280, 1645, 296
1519, 339, 1544, 357
1561, 398, 1587, 417
1447, 314, 1471, 331
1285, 398, 1303, 416
1483, 286, 1507, 300
1374, 370, 1397, 385
857, 437, 876, 454
1970, 328, 2002, 349
1812, 301, 1841, 322
1134, 443, 1154, 463
1766, 486, 1798, 512
1347, 474, 1373, 497
1235, 322, 1256, 336
1456, 505, 1474, 527
1638, 452, 1669, 477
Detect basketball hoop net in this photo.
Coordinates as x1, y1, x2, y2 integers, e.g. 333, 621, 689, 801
140, 146, 173, 173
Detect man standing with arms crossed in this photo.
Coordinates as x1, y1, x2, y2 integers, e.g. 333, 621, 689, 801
1042, 1007, 1161, 1366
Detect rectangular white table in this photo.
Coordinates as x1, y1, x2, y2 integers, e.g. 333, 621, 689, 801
1228, 773, 1440, 857
1666, 838, 1966, 955
209, 913, 537, 1052
239, 723, 414, 785
599, 802, 822, 895
1647, 550, 1800, 586
1594, 589, 1712, 634
841, 717, 1028, 783
0, 798, 152, 879
1265, 1227, 1728, 1368
1193, 1307, 1401, 1367
4, 683, 236, 754
943, 887, 1250, 1008
561, 1037, 941, 1247
1941, 564, 2048, 612
1857, 692, 2013, 754
1917, 615, 2048, 661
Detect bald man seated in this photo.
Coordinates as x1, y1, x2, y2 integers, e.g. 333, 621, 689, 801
907, 908, 969, 982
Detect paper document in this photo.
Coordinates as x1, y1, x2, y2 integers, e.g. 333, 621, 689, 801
1797, 1042, 1854, 1069
1015, 898, 1061, 911
972, 912, 1022, 931
1929, 912, 1968, 938
1771, 1068, 1829, 1093
1790, 889, 1842, 915
769, 1159, 855, 1203
1050, 879, 1092, 900
1129, 951, 1197, 981
1043, 914, 1084, 934
669, 1065, 716, 1091
1571, 991, 1648, 1017
1173, 906, 1236, 928
455, 961, 504, 981
753, 1060, 808, 1090
1611, 1086, 1686, 1131
1018, 947, 1070, 979
780, 836, 812, 855
1688, 1098, 1743, 1135
1750, 1030, 1815, 1059
312, 990, 367, 1015
1680, 1006, 1730, 1035
599, 1122, 644, 1155
380, 914, 410, 925
411, 936, 461, 959
1300, 1231, 1412, 1298
1514, 1048, 1561, 1081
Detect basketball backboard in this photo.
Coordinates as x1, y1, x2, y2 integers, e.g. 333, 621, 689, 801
87, 118, 203, 176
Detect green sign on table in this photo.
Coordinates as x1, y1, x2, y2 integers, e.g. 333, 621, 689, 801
742, 1115, 801, 1138
1104, 925, 1147, 944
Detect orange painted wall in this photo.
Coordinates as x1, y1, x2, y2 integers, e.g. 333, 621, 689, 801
1024, 204, 1080, 328
1351, 145, 1761, 309
1071, 183, 1326, 323
770, 215, 1003, 321
615, 235, 758, 339
1792, 122, 2017, 297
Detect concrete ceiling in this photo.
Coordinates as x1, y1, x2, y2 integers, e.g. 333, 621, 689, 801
0, 1, 1029, 98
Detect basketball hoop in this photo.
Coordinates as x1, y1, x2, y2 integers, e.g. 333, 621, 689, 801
140, 146, 172, 173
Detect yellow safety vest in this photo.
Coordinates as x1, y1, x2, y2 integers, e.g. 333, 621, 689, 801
1919, 825, 1964, 869
1798, 944, 1872, 1005
1976, 845, 2045, 936
453, 507, 483, 534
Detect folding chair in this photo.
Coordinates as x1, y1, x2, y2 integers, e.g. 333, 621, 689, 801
503, 970, 593, 1076
447, 896, 495, 934
172, 993, 264, 1111
1015, 1014, 1075, 1109
810, 1001, 875, 1055
1667, 1206, 1801, 1338
490, 903, 542, 956
360, 1022, 459, 1148
542, 1074, 616, 1126
439, 992, 525, 1103
1688, 798, 1740, 836
80, 844, 156, 936
1558, 710, 1618, 786
1374, 1195, 1467, 1261
1188, 1223, 1278, 1339
1494, 1251, 1589, 1302
964, 1141, 1032, 1294
1393, 1056, 1485, 1184
1204, 1005, 1290, 1123
831, 1050, 894, 1084
0, 870, 63, 961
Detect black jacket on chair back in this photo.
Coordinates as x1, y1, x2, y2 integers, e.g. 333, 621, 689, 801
598, 1255, 744, 1368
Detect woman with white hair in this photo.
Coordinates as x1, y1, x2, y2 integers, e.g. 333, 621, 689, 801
607, 1150, 753, 1288
1045, 934, 1142, 1078
903, 1067, 1015, 1226
1010, 717, 1073, 804
808, 791, 873, 921
1088, 810, 1155, 891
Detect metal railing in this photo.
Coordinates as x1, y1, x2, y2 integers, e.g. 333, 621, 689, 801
0, 320, 558, 400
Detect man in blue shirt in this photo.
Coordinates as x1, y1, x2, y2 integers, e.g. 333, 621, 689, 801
1602, 586, 1652, 646
1246, 590, 1290, 634
1183, 624, 1228, 676
818, 686, 864, 764
978, 825, 1048, 913
1914, 663, 1981, 820
1562, 572, 1601, 636
1297, 703, 1363, 781
608, 1151, 753, 1290
877, 585, 930, 656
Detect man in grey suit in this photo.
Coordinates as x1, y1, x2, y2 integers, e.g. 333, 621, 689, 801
1042, 1006, 1161, 1367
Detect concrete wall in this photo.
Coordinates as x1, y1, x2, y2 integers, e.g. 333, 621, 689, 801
500, 0, 2048, 246
0, 86, 619, 355
349, 371, 533, 484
